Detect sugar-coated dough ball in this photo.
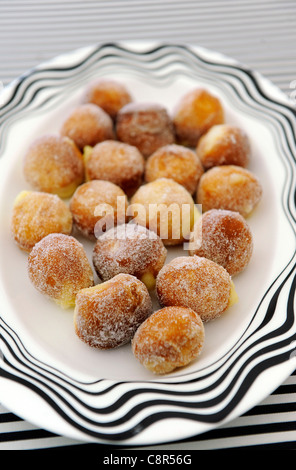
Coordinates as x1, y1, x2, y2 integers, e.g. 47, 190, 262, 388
23, 134, 84, 198
74, 273, 153, 349
60, 103, 114, 150
145, 144, 204, 195
130, 178, 196, 245
197, 165, 262, 218
173, 88, 224, 147
188, 209, 253, 276
93, 223, 167, 290
83, 78, 132, 119
11, 191, 73, 252
132, 306, 205, 374
28, 234, 94, 309
70, 180, 128, 239
196, 124, 251, 169
116, 102, 175, 157
156, 255, 236, 322
84, 140, 145, 197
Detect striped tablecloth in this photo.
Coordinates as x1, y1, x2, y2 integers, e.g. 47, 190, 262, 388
0, 0, 295, 451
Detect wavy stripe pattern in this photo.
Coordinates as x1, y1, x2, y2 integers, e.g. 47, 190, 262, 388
0, 43, 296, 444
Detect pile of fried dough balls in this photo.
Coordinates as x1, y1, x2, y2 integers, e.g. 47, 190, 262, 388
11, 77, 262, 375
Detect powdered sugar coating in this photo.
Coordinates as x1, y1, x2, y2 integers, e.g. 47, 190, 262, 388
74, 273, 153, 349
83, 78, 132, 119
11, 191, 73, 252
173, 88, 224, 147
93, 223, 167, 287
130, 178, 196, 245
145, 144, 204, 195
70, 180, 128, 239
132, 306, 205, 374
28, 233, 94, 308
197, 165, 263, 218
116, 102, 175, 157
196, 124, 251, 169
189, 209, 253, 276
85, 140, 145, 197
60, 103, 114, 150
156, 255, 232, 322
23, 134, 84, 198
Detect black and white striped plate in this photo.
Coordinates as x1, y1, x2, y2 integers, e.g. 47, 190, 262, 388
0, 42, 295, 446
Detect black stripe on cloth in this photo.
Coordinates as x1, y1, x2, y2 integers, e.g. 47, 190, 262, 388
0, 429, 57, 443
0, 412, 22, 424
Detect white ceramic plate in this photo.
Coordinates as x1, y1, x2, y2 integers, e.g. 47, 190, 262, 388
0, 42, 296, 446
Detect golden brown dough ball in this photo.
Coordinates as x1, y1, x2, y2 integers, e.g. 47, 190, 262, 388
84, 140, 145, 197
116, 102, 175, 157
23, 134, 84, 198
74, 273, 153, 349
188, 209, 253, 276
196, 124, 250, 169
130, 178, 197, 245
92, 223, 167, 290
156, 255, 237, 322
145, 144, 204, 195
197, 165, 262, 218
11, 190, 73, 252
70, 180, 128, 239
60, 103, 114, 150
28, 233, 94, 309
132, 306, 205, 374
83, 78, 132, 119
173, 88, 224, 147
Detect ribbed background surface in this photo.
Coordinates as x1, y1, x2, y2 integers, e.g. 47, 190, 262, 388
0, 0, 295, 451
0, 0, 295, 97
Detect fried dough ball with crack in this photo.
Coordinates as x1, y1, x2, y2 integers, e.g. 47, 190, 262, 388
93, 223, 167, 290
11, 190, 73, 252
83, 77, 132, 120
84, 140, 145, 197
188, 209, 253, 276
156, 255, 238, 322
70, 180, 128, 239
130, 178, 197, 245
132, 306, 205, 374
173, 88, 224, 147
28, 234, 94, 309
196, 124, 251, 169
60, 103, 114, 150
197, 165, 262, 218
116, 102, 175, 157
23, 134, 84, 198
145, 144, 204, 195
74, 273, 153, 349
